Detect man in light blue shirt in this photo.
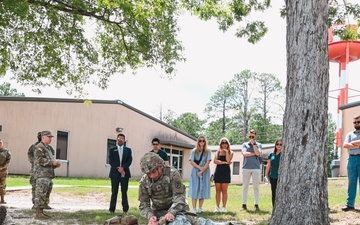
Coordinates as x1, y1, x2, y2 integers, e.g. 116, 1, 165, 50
342, 115, 360, 211
241, 129, 262, 211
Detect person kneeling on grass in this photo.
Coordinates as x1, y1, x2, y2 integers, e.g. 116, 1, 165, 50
138, 152, 236, 225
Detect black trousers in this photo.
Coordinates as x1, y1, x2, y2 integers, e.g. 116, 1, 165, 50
270, 178, 278, 207
109, 176, 129, 213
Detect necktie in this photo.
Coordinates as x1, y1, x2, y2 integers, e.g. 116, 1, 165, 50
119, 147, 122, 166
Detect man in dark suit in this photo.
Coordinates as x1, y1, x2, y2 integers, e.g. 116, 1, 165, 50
108, 133, 132, 214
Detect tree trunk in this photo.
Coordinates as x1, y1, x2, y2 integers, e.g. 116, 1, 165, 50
270, 0, 330, 224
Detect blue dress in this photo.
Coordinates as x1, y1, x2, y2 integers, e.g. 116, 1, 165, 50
188, 149, 212, 199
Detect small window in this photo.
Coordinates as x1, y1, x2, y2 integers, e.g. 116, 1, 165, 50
233, 161, 240, 175
56, 131, 69, 160
106, 139, 117, 164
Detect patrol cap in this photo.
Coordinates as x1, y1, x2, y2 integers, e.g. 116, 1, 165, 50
140, 152, 164, 174
41, 131, 54, 137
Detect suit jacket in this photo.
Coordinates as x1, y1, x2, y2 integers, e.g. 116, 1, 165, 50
108, 145, 132, 179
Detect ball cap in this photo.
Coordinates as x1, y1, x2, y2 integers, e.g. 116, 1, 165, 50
41, 131, 54, 137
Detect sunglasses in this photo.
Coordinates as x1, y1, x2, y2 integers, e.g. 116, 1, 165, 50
249, 136, 255, 138
199, 140, 205, 143
276, 143, 282, 146
353, 121, 360, 124
221, 142, 228, 145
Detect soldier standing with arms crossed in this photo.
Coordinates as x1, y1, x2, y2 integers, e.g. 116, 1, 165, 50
34, 131, 61, 219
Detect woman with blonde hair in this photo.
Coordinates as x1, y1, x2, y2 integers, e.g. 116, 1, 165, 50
188, 136, 212, 214
213, 137, 233, 213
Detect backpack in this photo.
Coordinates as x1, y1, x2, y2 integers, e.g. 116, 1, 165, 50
103, 215, 139, 225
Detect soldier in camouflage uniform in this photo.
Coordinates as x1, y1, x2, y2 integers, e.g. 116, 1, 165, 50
33, 131, 61, 219
139, 153, 235, 225
0, 139, 11, 204
139, 152, 189, 225
27, 132, 42, 209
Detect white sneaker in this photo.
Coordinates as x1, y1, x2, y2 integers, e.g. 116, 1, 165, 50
192, 208, 197, 214
214, 206, 220, 212
197, 208, 203, 213
222, 207, 227, 213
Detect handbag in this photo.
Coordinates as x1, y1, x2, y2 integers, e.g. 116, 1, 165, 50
193, 150, 204, 165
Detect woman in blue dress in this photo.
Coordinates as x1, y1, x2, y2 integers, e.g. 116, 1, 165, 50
188, 136, 212, 214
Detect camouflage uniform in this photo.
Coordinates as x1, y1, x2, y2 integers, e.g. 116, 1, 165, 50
0, 147, 11, 196
27, 142, 39, 204
33, 142, 56, 209
139, 152, 189, 221
139, 153, 231, 225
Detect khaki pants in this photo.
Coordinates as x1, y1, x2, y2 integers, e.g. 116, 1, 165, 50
242, 169, 261, 205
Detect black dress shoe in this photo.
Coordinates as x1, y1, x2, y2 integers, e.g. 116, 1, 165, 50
342, 205, 355, 211
242, 204, 247, 210
255, 204, 260, 211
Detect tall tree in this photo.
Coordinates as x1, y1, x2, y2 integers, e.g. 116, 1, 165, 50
270, 0, 330, 224
229, 69, 257, 141
204, 83, 232, 136
0, 82, 25, 96
254, 73, 282, 141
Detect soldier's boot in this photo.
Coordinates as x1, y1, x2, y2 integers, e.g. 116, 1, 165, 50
0, 205, 7, 225
44, 204, 52, 209
35, 208, 49, 219
120, 215, 138, 225
0, 195, 6, 204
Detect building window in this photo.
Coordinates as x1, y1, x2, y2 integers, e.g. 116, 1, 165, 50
106, 139, 117, 164
56, 131, 69, 160
233, 161, 240, 175
164, 148, 183, 175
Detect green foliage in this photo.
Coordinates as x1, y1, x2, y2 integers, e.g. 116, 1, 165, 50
0, 0, 183, 95
203, 70, 283, 145
0, 82, 25, 96
165, 112, 205, 138
181, 0, 271, 43
327, 114, 338, 177
1, 0, 358, 95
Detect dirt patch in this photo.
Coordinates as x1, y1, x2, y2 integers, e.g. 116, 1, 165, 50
5, 189, 109, 224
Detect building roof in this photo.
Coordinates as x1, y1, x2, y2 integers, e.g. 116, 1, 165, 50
0, 96, 197, 141
339, 100, 360, 110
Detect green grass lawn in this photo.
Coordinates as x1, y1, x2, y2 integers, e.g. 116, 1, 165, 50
7, 175, 348, 225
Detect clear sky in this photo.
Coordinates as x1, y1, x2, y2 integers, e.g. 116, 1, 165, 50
2, 1, 360, 122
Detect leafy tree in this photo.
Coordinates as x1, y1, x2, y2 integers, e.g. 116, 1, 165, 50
254, 73, 283, 140
270, 0, 330, 224
250, 113, 282, 143
228, 69, 257, 141
205, 119, 227, 145
204, 83, 232, 137
163, 109, 177, 124
0, 82, 25, 96
166, 112, 205, 138
0, 0, 272, 94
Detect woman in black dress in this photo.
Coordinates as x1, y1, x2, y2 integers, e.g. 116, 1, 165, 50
213, 137, 233, 213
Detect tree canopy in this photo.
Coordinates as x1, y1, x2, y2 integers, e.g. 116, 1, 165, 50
0, 0, 273, 95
